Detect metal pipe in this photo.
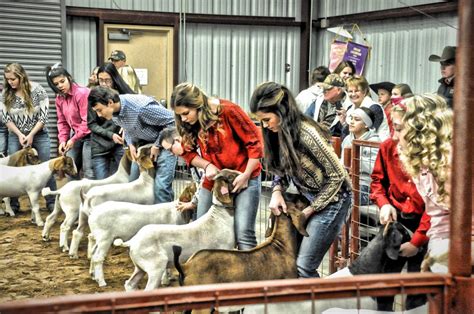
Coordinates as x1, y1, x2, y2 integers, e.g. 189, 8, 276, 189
449, 0, 473, 278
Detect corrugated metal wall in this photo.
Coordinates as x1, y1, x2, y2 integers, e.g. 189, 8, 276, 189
67, 17, 301, 111
316, 0, 447, 17
0, 0, 63, 155
65, 0, 298, 18
182, 23, 300, 111
66, 16, 97, 87
311, 12, 458, 96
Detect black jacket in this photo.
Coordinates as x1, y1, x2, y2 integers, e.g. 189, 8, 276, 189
87, 107, 122, 156
437, 77, 454, 108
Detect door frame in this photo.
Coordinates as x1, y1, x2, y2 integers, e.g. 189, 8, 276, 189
67, 7, 180, 88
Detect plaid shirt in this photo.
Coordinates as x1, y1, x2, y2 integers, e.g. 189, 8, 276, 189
113, 94, 174, 146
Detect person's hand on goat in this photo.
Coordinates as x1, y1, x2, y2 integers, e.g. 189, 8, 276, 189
150, 145, 160, 162
128, 144, 138, 161
176, 201, 197, 212
379, 204, 397, 225
399, 242, 419, 257
302, 206, 315, 219
269, 190, 287, 215
204, 163, 219, 180
231, 172, 250, 193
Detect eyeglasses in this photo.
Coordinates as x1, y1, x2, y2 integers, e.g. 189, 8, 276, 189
99, 78, 113, 84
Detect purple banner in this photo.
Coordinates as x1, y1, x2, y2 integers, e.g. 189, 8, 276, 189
343, 41, 369, 75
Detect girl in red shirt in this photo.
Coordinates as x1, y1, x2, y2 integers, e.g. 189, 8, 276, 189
170, 82, 263, 250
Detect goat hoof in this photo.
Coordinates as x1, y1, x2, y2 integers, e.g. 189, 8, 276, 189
69, 253, 79, 259
98, 280, 107, 287
42, 236, 50, 242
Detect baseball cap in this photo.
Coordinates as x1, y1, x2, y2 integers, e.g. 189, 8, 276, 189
319, 74, 346, 91
108, 50, 126, 61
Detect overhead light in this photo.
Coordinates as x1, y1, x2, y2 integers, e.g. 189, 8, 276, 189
327, 26, 353, 39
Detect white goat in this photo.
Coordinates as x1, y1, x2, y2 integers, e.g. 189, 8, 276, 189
0, 156, 77, 226
88, 182, 196, 287
41, 150, 133, 252
68, 146, 156, 259
114, 169, 240, 291
0, 147, 40, 216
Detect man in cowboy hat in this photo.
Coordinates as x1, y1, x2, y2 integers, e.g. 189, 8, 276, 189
108, 50, 142, 94
429, 46, 456, 108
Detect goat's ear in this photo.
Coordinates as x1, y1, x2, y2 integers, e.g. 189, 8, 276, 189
287, 206, 309, 236
264, 214, 276, 237
52, 156, 65, 170
213, 178, 232, 205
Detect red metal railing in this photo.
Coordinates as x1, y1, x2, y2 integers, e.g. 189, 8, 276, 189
0, 273, 451, 313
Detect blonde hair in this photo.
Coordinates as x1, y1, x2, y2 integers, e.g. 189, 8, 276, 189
399, 94, 452, 203
170, 82, 222, 151
346, 75, 370, 96
3, 63, 33, 113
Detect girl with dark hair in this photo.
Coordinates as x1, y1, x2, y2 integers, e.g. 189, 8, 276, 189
1, 63, 56, 211
334, 61, 356, 81
88, 62, 129, 179
170, 82, 263, 250
250, 81, 352, 278
45, 62, 93, 179
97, 62, 134, 94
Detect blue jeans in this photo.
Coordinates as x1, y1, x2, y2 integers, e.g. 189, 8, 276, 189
297, 190, 352, 278
92, 145, 124, 179
0, 124, 7, 157
197, 175, 261, 250
360, 184, 372, 206
129, 148, 177, 203
8, 130, 57, 207
67, 136, 94, 179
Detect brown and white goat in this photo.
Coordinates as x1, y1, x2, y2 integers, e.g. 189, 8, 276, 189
173, 204, 308, 286
0, 156, 77, 226
41, 150, 133, 252
0, 147, 40, 216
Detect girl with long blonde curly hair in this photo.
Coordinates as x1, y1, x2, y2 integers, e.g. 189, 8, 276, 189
170, 82, 263, 250
398, 94, 452, 204
397, 93, 473, 273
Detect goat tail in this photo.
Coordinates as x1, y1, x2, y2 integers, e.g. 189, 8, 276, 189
113, 238, 129, 247
42, 187, 61, 196
172, 245, 185, 286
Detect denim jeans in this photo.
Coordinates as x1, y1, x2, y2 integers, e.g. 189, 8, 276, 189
129, 148, 177, 203
197, 175, 261, 250
297, 190, 352, 278
0, 124, 7, 157
8, 130, 57, 207
92, 145, 124, 179
67, 136, 94, 179
360, 184, 372, 206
